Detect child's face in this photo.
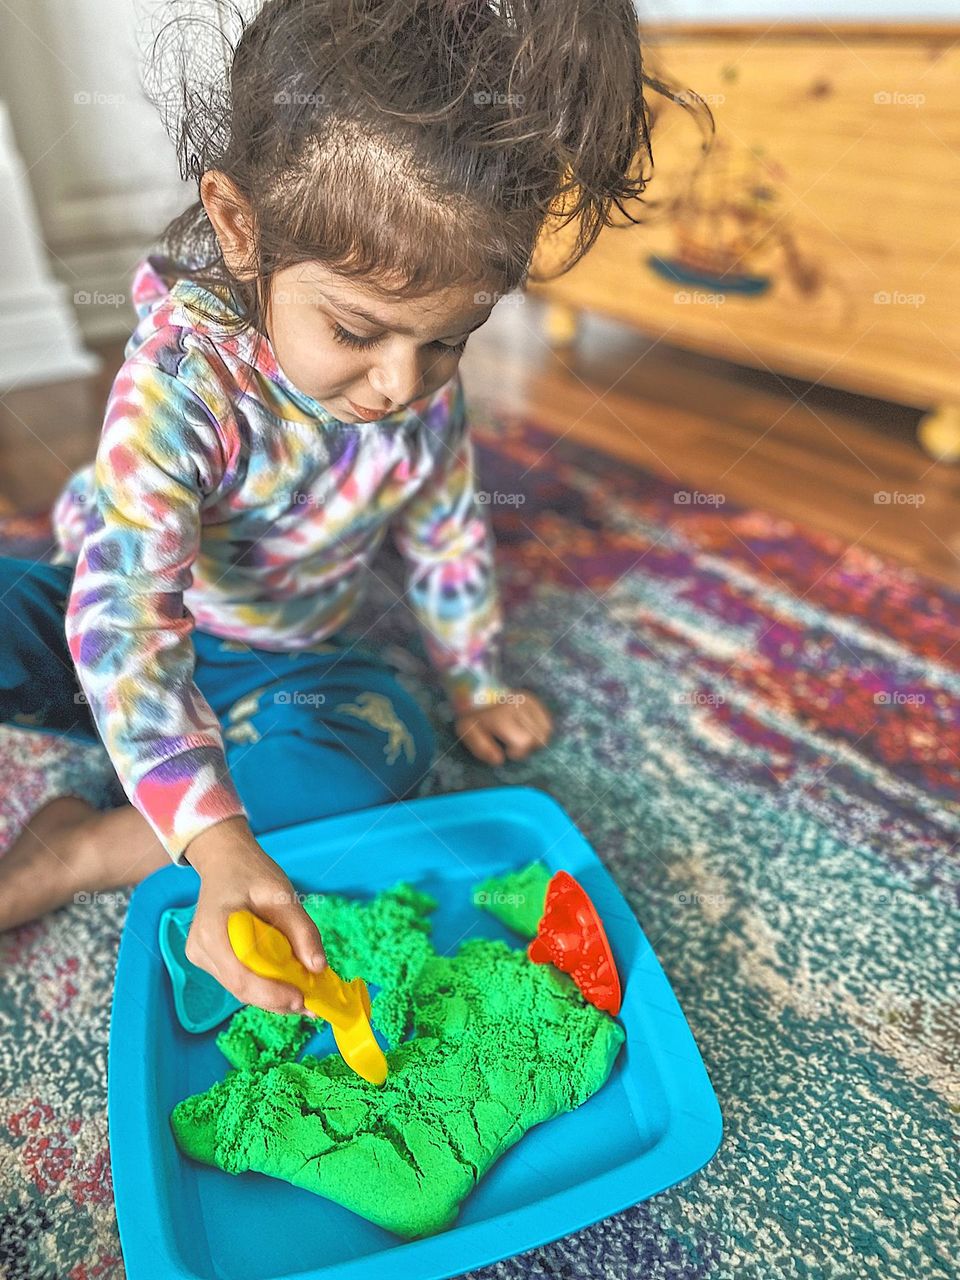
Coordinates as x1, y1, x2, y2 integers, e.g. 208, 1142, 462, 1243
264, 262, 494, 421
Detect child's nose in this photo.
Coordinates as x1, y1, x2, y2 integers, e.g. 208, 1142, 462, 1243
369, 352, 426, 408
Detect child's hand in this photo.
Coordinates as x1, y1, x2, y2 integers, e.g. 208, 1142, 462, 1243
455, 689, 553, 766
183, 815, 327, 1016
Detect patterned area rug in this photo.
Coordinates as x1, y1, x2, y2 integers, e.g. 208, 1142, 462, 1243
1, 416, 957, 1280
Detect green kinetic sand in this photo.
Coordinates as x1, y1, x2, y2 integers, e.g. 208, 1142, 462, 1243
169, 875, 624, 1238
474, 860, 552, 936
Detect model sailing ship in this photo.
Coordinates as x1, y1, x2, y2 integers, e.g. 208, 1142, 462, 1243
648, 139, 820, 297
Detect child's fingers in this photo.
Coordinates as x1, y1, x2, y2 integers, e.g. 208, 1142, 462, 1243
459, 721, 505, 765
513, 690, 552, 741
200, 928, 310, 1015
255, 894, 327, 975
520, 700, 552, 746
484, 708, 547, 759
225, 964, 307, 1015
187, 898, 322, 1014
531, 699, 553, 739
492, 721, 535, 760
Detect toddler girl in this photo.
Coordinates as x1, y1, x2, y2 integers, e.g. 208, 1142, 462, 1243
0, 0, 660, 1016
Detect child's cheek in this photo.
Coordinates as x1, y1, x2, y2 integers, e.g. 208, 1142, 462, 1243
274, 318, 361, 404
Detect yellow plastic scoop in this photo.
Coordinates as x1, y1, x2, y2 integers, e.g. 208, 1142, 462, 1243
226, 909, 388, 1086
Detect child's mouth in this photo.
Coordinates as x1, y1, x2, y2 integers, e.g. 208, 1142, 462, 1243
344, 397, 394, 422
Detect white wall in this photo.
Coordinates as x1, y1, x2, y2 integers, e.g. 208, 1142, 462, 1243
0, 0, 953, 364
0, 102, 98, 389
646, 0, 955, 15
0, 0, 192, 344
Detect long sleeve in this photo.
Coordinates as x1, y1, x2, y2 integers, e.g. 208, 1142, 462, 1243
392, 376, 513, 715
65, 352, 247, 865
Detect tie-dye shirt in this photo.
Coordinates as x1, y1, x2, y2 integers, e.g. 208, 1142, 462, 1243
51, 255, 509, 862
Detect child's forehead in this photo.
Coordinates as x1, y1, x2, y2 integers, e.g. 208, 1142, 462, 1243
283, 261, 493, 335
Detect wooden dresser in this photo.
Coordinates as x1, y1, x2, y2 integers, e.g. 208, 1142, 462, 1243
529, 24, 960, 457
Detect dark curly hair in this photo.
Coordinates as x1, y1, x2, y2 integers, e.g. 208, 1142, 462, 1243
144, 0, 711, 345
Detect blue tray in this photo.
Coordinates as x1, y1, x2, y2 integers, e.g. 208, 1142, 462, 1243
109, 785, 722, 1280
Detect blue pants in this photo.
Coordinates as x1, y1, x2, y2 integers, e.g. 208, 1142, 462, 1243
0, 557, 437, 835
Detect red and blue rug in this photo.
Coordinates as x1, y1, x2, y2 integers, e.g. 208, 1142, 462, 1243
1, 415, 957, 1279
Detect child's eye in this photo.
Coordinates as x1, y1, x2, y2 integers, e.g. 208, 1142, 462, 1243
438, 336, 469, 355
331, 322, 468, 356
331, 322, 382, 351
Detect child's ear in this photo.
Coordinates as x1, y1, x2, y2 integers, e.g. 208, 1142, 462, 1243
200, 170, 258, 279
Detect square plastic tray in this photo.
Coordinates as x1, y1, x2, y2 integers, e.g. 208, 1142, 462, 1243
109, 785, 722, 1280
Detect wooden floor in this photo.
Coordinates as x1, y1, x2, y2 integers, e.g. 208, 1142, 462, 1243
1, 297, 957, 589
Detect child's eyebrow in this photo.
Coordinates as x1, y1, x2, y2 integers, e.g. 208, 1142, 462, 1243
316, 291, 489, 339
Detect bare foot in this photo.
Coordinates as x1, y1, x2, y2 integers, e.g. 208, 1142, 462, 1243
0, 788, 175, 931
0, 797, 169, 932
0, 796, 102, 931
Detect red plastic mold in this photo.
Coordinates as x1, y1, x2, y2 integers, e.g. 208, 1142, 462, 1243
527, 870, 622, 1014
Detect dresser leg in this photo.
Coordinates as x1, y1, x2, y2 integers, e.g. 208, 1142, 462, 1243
918, 404, 960, 462
542, 302, 580, 347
